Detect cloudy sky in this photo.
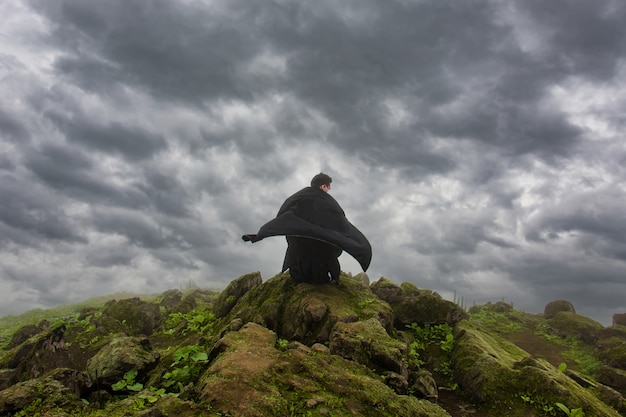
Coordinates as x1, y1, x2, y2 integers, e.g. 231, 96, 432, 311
1, 0, 625, 325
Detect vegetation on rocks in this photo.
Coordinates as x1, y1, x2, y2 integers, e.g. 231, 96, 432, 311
0, 272, 625, 416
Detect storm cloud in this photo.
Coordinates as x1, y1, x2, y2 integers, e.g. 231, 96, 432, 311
1, 0, 626, 325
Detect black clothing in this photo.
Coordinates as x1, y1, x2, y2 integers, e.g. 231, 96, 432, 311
242, 187, 371, 282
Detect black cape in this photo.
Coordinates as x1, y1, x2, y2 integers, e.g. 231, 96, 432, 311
242, 187, 372, 272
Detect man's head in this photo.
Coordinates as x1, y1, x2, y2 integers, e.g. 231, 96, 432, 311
311, 173, 332, 192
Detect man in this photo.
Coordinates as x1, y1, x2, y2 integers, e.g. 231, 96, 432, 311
243, 173, 371, 284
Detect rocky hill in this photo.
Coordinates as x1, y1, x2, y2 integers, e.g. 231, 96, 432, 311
0, 271, 625, 417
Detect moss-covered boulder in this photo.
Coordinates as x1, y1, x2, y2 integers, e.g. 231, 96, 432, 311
544, 299, 576, 319
596, 325, 626, 372
213, 271, 262, 317
220, 272, 394, 345
98, 297, 162, 336
371, 278, 466, 327
0, 374, 87, 416
547, 311, 603, 344
613, 313, 626, 327
86, 336, 159, 388
199, 322, 451, 417
452, 320, 621, 416
329, 317, 408, 379
596, 365, 626, 393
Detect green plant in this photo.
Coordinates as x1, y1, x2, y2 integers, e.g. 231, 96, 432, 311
163, 345, 209, 391
163, 309, 216, 335
112, 369, 144, 392
555, 402, 584, 416
276, 338, 289, 351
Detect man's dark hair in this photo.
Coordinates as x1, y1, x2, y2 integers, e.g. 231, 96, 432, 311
311, 173, 332, 188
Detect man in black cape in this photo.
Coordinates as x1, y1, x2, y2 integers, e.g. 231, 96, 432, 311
243, 173, 371, 284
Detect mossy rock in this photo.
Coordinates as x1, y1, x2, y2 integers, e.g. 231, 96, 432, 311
198, 322, 451, 417
452, 320, 621, 416
329, 317, 407, 378
213, 271, 262, 317
99, 297, 162, 336
86, 336, 159, 387
596, 336, 626, 370
371, 278, 466, 327
220, 272, 394, 345
0, 375, 87, 416
547, 311, 603, 344
370, 277, 404, 304
596, 365, 626, 393
544, 299, 575, 319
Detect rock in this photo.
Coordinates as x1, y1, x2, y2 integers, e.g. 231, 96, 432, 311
596, 366, 626, 391
596, 326, 626, 370
311, 343, 330, 354
222, 272, 394, 345
5, 324, 44, 349
371, 277, 404, 304
544, 300, 575, 319
385, 371, 409, 394
198, 322, 450, 417
0, 376, 86, 416
452, 320, 621, 416
354, 272, 370, 286
412, 369, 438, 401
0, 369, 16, 391
371, 277, 466, 327
547, 311, 603, 344
47, 368, 93, 398
596, 384, 626, 414
159, 289, 184, 313
613, 313, 626, 327
86, 337, 159, 388
329, 318, 407, 377
213, 271, 263, 317
99, 297, 162, 336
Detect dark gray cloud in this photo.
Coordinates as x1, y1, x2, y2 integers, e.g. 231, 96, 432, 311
1, 0, 625, 325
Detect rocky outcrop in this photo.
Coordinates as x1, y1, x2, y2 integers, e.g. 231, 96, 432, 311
1, 271, 625, 416
371, 277, 467, 327
544, 299, 576, 319
198, 322, 450, 417
86, 337, 159, 388
452, 320, 621, 416
213, 271, 262, 317
220, 272, 394, 345
547, 311, 603, 344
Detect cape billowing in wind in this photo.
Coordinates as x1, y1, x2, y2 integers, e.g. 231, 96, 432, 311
242, 187, 372, 273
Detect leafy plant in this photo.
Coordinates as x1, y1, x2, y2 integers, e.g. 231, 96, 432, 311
112, 369, 144, 392
163, 309, 216, 335
407, 323, 456, 388
555, 402, 585, 417
276, 338, 289, 351
163, 345, 209, 391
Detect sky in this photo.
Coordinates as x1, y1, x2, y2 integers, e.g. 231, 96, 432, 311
1, 0, 625, 326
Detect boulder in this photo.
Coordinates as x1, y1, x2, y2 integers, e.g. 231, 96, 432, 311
613, 313, 626, 327
546, 311, 603, 345
329, 318, 407, 377
98, 297, 162, 336
213, 271, 262, 317
544, 300, 575, 319
86, 337, 159, 388
221, 272, 394, 345
412, 369, 438, 401
0, 376, 86, 416
596, 365, 626, 392
199, 322, 450, 417
452, 320, 621, 417
372, 278, 466, 327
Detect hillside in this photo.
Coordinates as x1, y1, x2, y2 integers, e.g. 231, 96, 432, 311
0, 272, 625, 417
